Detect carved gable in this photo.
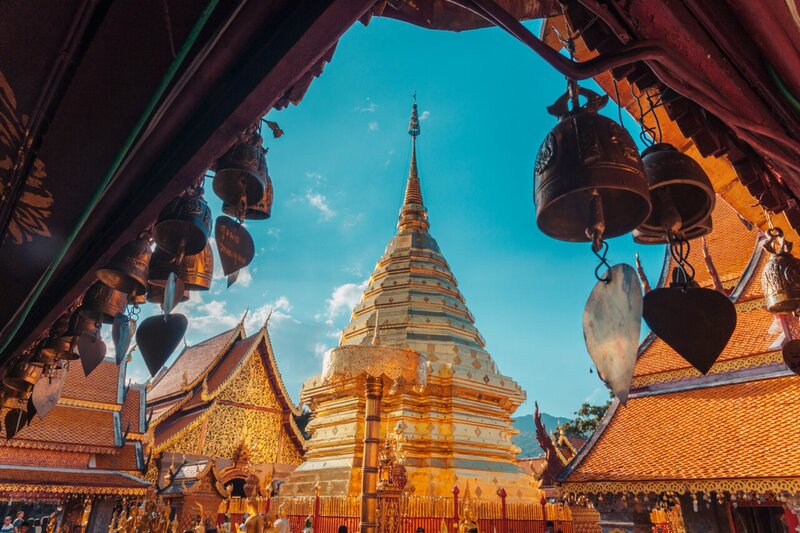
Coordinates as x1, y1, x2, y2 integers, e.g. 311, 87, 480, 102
217, 346, 280, 409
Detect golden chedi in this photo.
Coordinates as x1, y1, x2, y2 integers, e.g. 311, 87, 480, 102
281, 103, 531, 501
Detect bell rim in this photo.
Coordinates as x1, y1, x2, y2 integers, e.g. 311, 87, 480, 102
95, 269, 148, 296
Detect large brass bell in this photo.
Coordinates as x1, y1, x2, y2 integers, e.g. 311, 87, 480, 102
762, 228, 800, 314
222, 172, 273, 220
3, 360, 44, 392
41, 314, 76, 361
95, 234, 152, 295
634, 143, 715, 244
79, 282, 128, 324
534, 86, 651, 243
213, 127, 267, 212
154, 186, 212, 259
149, 244, 213, 291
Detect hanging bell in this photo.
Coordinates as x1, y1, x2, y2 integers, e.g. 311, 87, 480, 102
761, 228, 800, 314
3, 360, 44, 393
40, 314, 73, 361
79, 282, 128, 324
145, 284, 190, 305
633, 143, 715, 244
534, 86, 651, 243
95, 234, 152, 296
179, 243, 214, 291
222, 171, 273, 220
154, 186, 212, 259
149, 244, 213, 291
213, 127, 268, 212
147, 247, 179, 287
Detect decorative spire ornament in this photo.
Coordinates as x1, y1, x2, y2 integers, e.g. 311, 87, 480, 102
398, 97, 429, 233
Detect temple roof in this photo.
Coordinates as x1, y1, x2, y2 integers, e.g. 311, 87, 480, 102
148, 324, 244, 402
560, 375, 800, 496
560, 198, 800, 496
337, 103, 524, 406
0, 465, 150, 496
150, 320, 305, 457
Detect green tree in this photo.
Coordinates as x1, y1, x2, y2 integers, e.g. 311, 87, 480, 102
562, 400, 611, 438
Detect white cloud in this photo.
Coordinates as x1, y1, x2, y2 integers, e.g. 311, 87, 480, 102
356, 98, 378, 113
368, 121, 379, 132
305, 190, 336, 220
236, 267, 252, 288
419, 110, 430, 121
342, 212, 364, 230
325, 280, 368, 320
314, 343, 331, 360
245, 296, 298, 331
305, 171, 324, 184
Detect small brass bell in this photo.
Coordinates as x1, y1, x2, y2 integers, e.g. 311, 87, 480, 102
79, 282, 128, 324
40, 314, 75, 361
149, 244, 213, 291
3, 361, 44, 393
534, 86, 651, 243
64, 310, 98, 343
222, 172, 273, 220
96, 235, 152, 295
145, 284, 190, 305
154, 187, 212, 258
147, 247, 179, 287
762, 228, 800, 314
180, 243, 214, 291
634, 143, 715, 244
213, 127, 268, 211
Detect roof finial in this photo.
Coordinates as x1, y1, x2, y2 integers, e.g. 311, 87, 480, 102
371, 310, 382, 346
398, 96, 428, 232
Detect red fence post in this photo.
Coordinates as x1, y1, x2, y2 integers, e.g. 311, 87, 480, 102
314, 486, 321, 533
452, 486, 460, 533
496, 488, 507, 533
539, 495, 547, 531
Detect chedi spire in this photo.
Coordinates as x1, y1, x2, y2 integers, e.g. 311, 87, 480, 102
398, 98, 429, 232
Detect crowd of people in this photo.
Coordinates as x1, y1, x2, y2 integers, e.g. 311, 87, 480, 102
1, 511, 58, 533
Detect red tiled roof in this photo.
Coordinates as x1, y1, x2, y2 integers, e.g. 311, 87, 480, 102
1, 405, 117, 452
120, 387, 144, 433
634, 306, 779, 377
95, 442, 140, 471
565, 376, 800, 484
61, 360, 120, 404
148, 326, 241, 401
0, 465, 149, 495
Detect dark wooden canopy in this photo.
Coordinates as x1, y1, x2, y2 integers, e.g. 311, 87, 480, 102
2, 0, 800, 369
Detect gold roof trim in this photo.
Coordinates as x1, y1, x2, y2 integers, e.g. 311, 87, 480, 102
0, 483, 149, 496
561, 477, 800, 497
59, 397, 122, 411
631, 350, 784, 387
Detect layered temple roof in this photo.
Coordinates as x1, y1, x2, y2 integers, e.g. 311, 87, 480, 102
559, 198, 800, 497
0, 357, 149, 496
148, 319, 305, 474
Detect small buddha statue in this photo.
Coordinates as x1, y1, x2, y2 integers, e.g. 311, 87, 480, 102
244, 497, 265, 533
457, 504, 479, 533
273, 503, 290, 533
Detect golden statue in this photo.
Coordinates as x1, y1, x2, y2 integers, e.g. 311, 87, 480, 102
125, 505, 139, 533
457, 503, 479, 533
243, 496, 265, 533
273, 502, 290, 533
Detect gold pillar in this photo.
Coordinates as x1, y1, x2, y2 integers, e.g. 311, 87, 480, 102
360, 376, 383, 533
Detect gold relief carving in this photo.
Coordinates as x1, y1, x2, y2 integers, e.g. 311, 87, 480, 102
631, 351, 784, 387
321, 345, 426, 392
736, 298, 766, 314
0, 70, 53, 245
201, 404, 281, 463
0, 482, 147, 496
157, 415, 205, 456
278, 433, 303, 465
561, 477, 800, 497
216, 348, 280, 409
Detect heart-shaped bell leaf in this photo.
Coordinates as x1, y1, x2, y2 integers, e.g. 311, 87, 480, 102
227, 270, 239, 288
583, 263, 642, 404
136, 313, 188, 376
215, 216, 255, 276
643, 286, 736, 374
112, 314, 136, 364
782, 339, 800, 375
32, 370, 66, 420
5, 409, 25, 439
78, 333, 107, 376
161, 272, 185, 316
26, 397, 37, 423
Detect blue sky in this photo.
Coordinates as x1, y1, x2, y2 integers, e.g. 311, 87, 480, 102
120, 17, 665, 419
